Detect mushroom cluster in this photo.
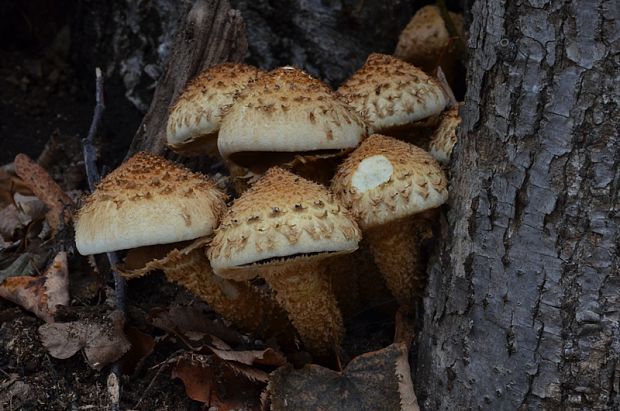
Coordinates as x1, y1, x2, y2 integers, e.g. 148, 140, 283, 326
75, 11, 464, 360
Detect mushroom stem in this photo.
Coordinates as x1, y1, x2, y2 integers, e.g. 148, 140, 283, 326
365, 218, 425, 305
261, 257, 344, 356
159, 247, 292, 339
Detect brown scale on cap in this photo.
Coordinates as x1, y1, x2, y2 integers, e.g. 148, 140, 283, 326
209, 167, 361, 276
166, 63, 265, 156
76, 153, 291, 342
208, 168, 362, 358
394, 5, 464, 84
332, 135, 448, 304
218, 67, 366, 186
336, 53, 448, 135
429, 104, 462, 165
75, 152, 226, 255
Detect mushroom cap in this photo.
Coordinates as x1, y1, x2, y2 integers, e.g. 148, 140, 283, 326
332, 135, 448, 229
217, 67, 366, 162
336, 53, 448, 134
429, 104, 461, 164
75, 152, 227, 255
208, 167, 361, 279
166, 63, 265, 154
394, 5, 464, 71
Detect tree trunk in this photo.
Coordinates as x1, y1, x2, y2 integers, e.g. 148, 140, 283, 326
416, 1, 619, 410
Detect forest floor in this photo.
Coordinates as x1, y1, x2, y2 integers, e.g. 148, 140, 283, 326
0, 43, 402, 410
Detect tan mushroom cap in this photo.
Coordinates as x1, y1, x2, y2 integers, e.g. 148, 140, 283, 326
208, 167, 361, 279
429, 104, 461, 164
394, 5, 464, 72
332, 135, 448, 229
166, 63, 265, 154
217, 67, 366, 163
336, 53, 448, 134
75, 152, 227, 255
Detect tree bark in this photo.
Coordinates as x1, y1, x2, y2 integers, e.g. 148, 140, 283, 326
417, 1, 619, 410
127, 0, 247, 158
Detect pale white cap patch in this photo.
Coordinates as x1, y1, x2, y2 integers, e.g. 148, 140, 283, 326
351, 155, 394, 193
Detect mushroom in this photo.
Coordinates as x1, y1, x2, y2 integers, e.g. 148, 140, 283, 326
429, 104, 462, 165
208, 167, 362, 356
218, 66, 367, 189
332, 135, 448, 304
393, 5, 464, 85
75, 152, 290, 339
166, 63, 265, 156
336, 53, 448, 137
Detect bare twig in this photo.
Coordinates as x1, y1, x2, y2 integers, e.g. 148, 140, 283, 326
83, 67, 105, 189
81, 67, 126, 411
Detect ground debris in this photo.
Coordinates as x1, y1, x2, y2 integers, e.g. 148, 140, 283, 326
0, 251, 69, 322
14, 153, 74, 232
38, 309, 130, 369
267, 343, 420, 411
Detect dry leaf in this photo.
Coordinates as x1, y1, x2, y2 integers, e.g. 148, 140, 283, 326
120, 327, 156, 375
171, 354, 262, 410
149, 305, 247, 346
0, 167, 32, 207
268, 343, 420, 411
0, 251, 69, 322
14, 153, 73, 232
172, 356, 215, 403
38, 310, 130, 369
209, 346, 287, 368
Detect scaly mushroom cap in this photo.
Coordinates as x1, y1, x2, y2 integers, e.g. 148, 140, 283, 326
393, 5, 464, 72
75, 152, 227, 255
336, 53, 448, 134
217, 67, 366, 164
332, 135, 448, 229
208, 167, 361, 279
166, 63, 265, 154
429, 104, 461, 164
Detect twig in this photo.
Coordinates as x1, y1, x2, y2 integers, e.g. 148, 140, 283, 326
81, 67, 127, 411
83, 68, 105, 189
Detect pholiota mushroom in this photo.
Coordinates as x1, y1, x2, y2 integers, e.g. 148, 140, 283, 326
75, 152, 289, 339
393, 5, 464, 85
429, 104, 462, 165
217, 66, 367, 189
166, 63, 265, 156
208, 167, 362, 357
336, 53, 448, 136
332, 135, 448, 305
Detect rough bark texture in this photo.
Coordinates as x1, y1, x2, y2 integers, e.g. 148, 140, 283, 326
417, 1, 619, 410
128, 0, 247, 157
230, 0, 415, 87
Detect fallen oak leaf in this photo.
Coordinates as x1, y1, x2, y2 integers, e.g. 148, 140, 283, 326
0, 251, 69, 322
38, 310, 130, 369
267, 343, 420, 411
14, 153, 73, 232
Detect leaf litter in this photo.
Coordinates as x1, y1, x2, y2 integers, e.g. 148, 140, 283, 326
1, 144, 422, 410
